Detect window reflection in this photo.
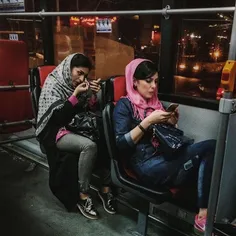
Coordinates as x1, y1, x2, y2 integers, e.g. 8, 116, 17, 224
0, 16, 44, 68
54, 15, 161, 80
175, 16, 233, 99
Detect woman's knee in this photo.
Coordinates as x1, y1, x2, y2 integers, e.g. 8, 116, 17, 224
194, 139, 216, 154
199, 139, 216, 164
83, 140, 97, 154
204, 139, 216, 156
205, 139, 216, 149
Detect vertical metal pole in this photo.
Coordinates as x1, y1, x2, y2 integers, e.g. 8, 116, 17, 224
159, 0, 179, 94
228, 5, 236, 61
205, 113, 230, 236
32, 0, 36, 53
40, 0, 55, 65
56, 0, 61, 33
76, 0, 79, 11
205, 2, 236, 235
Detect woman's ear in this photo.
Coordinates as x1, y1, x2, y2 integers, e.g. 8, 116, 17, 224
133, 79, 137, 90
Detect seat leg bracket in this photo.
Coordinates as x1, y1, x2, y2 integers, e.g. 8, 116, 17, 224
130, 200, 150, 236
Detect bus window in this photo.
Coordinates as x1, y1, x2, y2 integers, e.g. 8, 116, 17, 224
175, 16, 232, 100
52, 14, 162, 80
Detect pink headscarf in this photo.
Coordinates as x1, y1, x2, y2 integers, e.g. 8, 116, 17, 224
125, 58, 164, 120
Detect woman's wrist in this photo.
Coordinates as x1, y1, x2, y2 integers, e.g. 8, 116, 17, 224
138, 124, 146, 133
140, 117, 152, 130
73, 91, 81, 97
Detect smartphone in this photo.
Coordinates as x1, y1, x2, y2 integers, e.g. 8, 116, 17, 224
166, 103, 179, 112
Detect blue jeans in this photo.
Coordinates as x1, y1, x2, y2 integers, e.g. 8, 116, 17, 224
132, 139, 216, 208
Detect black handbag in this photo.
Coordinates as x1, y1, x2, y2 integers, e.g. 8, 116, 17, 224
152, 123, 194, 159
66, 111, 100, 142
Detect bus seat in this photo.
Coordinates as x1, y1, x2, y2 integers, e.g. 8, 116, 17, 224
38, 66, 56, 88
105, 76, 138, 179
99, 80, 108, 110
29, 65, 55, 154
0, 40, 33, 133
102, 75, 172, 235
30, 65, 56, 117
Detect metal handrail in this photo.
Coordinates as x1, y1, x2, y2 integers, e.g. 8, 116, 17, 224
0, 6, 234, 17
0, 119, 35, 128
0, 85, 30, 91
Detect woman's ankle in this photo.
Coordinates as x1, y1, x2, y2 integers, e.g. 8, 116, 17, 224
101, 186, 110, 194
80, 192, 89, 200
198, 208, 207, 218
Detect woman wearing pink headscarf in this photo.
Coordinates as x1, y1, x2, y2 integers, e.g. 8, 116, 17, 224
113, 58, 216, 235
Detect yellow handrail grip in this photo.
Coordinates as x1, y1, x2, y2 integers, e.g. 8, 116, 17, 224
220, 60, 236, 92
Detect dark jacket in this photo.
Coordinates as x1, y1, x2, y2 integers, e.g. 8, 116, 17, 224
113, 97, 159, 165
39, 93, 103, 210
39, 99, 85, 211
39, 94, 109, 211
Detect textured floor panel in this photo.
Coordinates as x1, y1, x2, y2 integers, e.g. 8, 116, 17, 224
0, 148, 180, 236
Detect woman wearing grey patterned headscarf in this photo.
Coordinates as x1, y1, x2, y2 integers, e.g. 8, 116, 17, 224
36, 53, 116, 220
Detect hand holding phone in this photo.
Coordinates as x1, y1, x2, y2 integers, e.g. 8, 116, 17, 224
166, 103, 179, 113
166, 103, 179, 125
89, 78, 101, 93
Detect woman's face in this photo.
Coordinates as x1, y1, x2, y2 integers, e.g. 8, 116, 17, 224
71, 66, 90, 88
134, 72, 158, 100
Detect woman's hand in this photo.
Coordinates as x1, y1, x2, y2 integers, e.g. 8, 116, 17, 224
167, 109, 179, 125
145, 110, 172, 125
73, 81, 89, 96
89, 78, 101, 93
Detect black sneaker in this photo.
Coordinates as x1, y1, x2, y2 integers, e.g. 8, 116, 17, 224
98, 191, 116, 214
77, 197, 99, 220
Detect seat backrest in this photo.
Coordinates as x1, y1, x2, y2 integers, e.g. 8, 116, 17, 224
103, 76, 137, 180
30, 65, 56, 118
104, 75, 126, 160
0, 40, 33, 133
99, 80, 107, 110
38, 65, 56, 88
106, 76, 126, 103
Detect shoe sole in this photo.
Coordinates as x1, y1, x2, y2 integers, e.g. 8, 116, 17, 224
77, 204, 99, 220
194, 225, 204, 236
98, 192, 116, 215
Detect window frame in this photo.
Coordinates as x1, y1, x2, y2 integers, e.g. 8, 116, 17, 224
158, 1, 230, 110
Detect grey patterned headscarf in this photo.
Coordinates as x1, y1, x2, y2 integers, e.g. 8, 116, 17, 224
36, 53, 84, 137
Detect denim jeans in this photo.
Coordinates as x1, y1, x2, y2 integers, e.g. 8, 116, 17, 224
132, 139, 216, 208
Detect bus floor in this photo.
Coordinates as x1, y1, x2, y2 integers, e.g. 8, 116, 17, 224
0, 148, 183, 236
